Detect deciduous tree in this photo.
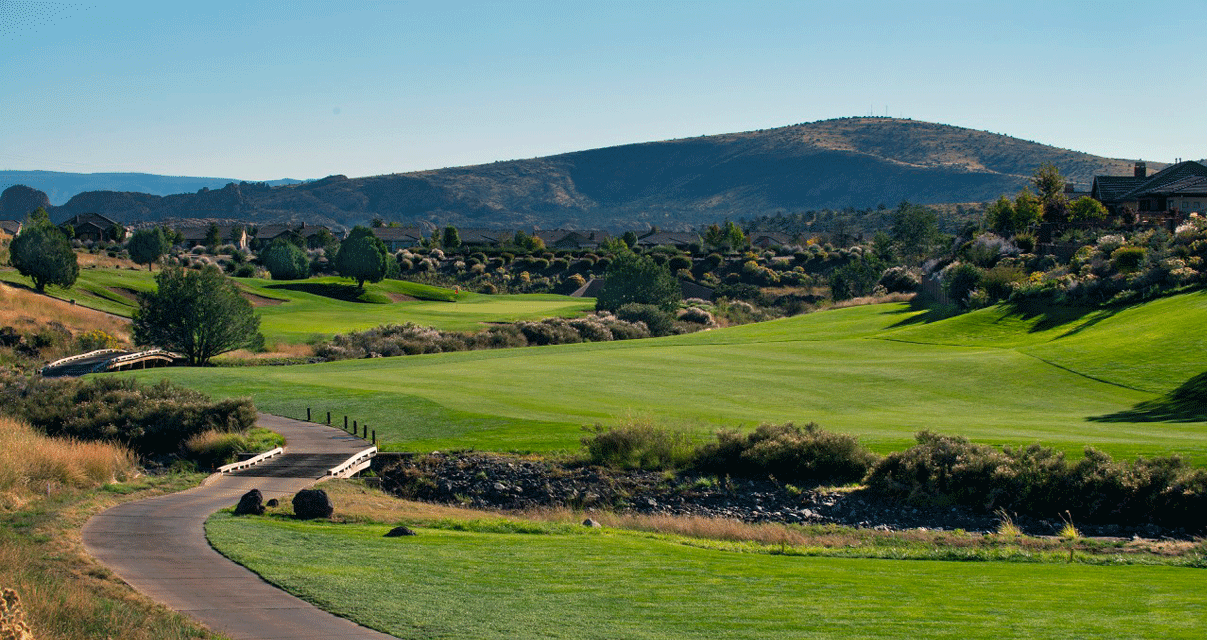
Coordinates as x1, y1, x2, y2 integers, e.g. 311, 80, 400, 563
261, 238, 309, 280
133, 265, 262, 366
127, 227, 169, 271
9, 208, 78, 292
334, 226, 389, 288
595, 251, 681, 312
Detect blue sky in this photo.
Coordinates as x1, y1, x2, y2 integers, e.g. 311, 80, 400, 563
2, 0, 1205, 181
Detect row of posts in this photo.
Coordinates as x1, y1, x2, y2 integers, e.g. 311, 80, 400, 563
307, 407, 375, 445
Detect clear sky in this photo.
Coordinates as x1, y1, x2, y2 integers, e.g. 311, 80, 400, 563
2, 0, 1205, 181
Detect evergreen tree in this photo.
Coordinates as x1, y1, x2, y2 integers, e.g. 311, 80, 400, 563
9, 208, 78, 292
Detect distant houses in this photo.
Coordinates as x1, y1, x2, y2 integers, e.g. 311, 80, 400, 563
58, 213, 125, 242
0, 219, 21, 240
373, 226, 426, 251
1092, 160, 1207, 224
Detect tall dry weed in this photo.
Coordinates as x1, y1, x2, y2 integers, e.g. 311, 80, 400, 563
0, 282, 130, 343
0, 415, 137, 507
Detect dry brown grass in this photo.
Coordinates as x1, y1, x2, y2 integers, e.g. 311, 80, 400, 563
76, 251, 140, 270
0, 416, 138, 510
828, 291, 915, 310
219, 342, 316, 360
0, 281, 131, 344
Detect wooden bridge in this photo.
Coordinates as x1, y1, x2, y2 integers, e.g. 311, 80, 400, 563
41, 348, 183, 377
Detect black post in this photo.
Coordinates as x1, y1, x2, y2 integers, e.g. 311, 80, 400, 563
326, 411, 331, 425
344, 415, 348, 430
307, 407, 311, 421
372, 429, 376, 445
353, 420, 358, 436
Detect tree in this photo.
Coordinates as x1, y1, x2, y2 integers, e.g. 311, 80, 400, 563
132, 265, 261, 366
595, 251, 681, 312
9, 208, 78, 292
127, 227, 169, 271
1012, 191, 1044, 231
260, 238, 310, 280
334, 226, 389, 288
1032, 163, 1069, 223
442, 226, 461, 250
205, 223, 221, 248
511, 230, 545, 253
984, 195, 1016, 235
703, 220, 748, 252
621, 231, 638, 249
891, 202, 941, 262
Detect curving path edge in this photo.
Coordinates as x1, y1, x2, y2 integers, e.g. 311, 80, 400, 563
82, 413, 396, 640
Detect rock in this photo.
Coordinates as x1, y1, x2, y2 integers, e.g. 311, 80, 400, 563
234, 489, 265, 516
385, 526, 417, 537
292, 489, 333, 520
583, 518, 601, 528
265, 498, 279, 508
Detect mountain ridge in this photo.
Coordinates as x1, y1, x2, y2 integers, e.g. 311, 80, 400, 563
2, 118, 1163, 231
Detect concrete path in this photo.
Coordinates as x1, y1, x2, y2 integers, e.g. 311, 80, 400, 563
83, 414, 396, 640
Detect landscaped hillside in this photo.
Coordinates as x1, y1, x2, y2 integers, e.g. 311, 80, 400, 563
26, 118, 1158, 231
129, 292, 1207, 462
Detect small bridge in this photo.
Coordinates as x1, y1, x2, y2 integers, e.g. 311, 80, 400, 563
42, 348, 183, 377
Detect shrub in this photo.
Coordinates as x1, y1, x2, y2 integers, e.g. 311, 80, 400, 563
0, 414, 138, 503
878, 266, 920, 293
581, 419, 697, 470
1111, 246, 1147, 274
614, 303, 676, 337
74, 329, 120, 352
695, 423, 878, 485
942, 262, 983, 307
1, 376, 256, 458
866, 431, 1207, 531
678, 306, 715, 325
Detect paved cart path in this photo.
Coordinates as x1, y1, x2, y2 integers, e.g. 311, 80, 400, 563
83, 413, 396, 640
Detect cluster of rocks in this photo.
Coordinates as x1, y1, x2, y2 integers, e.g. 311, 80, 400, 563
373, 452, 1181, 539
233, 488, 332, 520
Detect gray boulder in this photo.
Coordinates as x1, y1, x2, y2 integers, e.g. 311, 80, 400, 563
583, 518, 601, 528
234, 489, 265, 516
292, 489, 333, 520
384, 525, 417, 537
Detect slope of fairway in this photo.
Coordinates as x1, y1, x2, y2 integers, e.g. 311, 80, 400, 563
132, 294, 1207, 461
0, 268, 594, 342
207, 514, 1206, 639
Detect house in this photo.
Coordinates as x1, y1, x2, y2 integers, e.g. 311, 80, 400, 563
533, 229, 613, 250
635, 231, 701, 250
456, 228, 514, 247
58, 213, 125, 242
0, 220, 21, 240
1092, 160, 1207, 223
248, 223, 333, 250
177, 225, 249, 251
373, 226, 427, 251
750, 232, 798, 249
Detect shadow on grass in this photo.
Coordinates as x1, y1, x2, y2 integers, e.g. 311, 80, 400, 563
885, 300, 959, 328
264, 281, 390, 304
1091, 371, 1207, 423
885, 297, 1121, 339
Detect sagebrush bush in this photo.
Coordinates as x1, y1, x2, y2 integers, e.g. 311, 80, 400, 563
581, 419, 697, 471
615, 303, 676, 337
695, 422, 878, 485
866, 431, 1207, 531
1, 376, 255, 458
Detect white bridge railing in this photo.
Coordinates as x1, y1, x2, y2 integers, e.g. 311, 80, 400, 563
41, 349, 124, 370
327, 447, 377, 478
217, 447, 285, 474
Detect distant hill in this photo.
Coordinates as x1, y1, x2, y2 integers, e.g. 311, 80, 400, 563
0, 171, 306, 206
5, 118, 1163, 231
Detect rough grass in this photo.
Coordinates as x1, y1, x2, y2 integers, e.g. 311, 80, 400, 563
0, 267, 594, 344
0, 460, 219, 640
0, 415, 138, 509
133, 293, 1207, 462
205, 481, 1207, 639
182, 426, 285, 470
0, 281, 131, 344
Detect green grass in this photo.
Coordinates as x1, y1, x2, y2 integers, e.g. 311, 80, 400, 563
130, 292, 1207, 461
206, 513, 1207, 639
0, 268, 594, 343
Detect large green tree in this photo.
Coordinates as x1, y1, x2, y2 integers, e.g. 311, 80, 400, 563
890, 202, 941, 262
334, 226, 389, 288
595, 251, 681, 312
442, 226, 461, 250
9, 208, 79, 292
261, 238, 310, 280
133, 265, 261, 366
127, 227, 170, 271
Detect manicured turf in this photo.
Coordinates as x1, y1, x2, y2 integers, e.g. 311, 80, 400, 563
0, 268, 594, 342
206, 513, 1207, 639
131, 292, 1207, 461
